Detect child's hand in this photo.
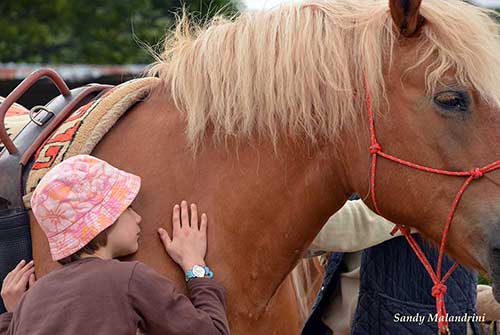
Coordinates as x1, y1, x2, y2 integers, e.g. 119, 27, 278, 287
1, 260, 36, 312
158, 201, 208, 272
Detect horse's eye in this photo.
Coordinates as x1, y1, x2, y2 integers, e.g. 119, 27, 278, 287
434, 91, 470, 113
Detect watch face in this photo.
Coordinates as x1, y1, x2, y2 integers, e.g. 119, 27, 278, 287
192, 265, 206, 278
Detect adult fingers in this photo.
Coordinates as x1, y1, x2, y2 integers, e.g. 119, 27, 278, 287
190, 203, 198, 229
477, 284, 490, 293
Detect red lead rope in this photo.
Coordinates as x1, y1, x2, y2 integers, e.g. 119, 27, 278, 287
363, 78, 500, 334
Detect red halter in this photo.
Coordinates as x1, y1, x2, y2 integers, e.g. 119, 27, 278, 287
364, 78, 500, 334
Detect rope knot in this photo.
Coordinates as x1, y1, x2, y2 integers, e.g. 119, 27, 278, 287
399, 225, 411, 235
432, 283, 447, 298
470, 168, 484, 180
369, 143, 381, 155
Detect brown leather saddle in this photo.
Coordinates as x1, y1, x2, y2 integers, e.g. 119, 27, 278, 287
0, 68, 112, 213
0, 68, 112, 313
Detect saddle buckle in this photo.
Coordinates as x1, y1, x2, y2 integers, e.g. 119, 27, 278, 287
30, 105, 54, 126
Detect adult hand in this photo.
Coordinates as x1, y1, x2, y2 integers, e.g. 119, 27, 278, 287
476, 284, 500, 321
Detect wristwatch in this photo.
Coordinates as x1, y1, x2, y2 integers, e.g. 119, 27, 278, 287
185, 265, 214, 282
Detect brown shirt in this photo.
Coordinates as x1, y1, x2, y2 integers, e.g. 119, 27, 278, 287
0, 257, 230, 335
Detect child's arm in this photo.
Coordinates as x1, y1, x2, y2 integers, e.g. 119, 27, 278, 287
0, 260, 36, 334
129, 263, 228, 335
128, 201, 229, 335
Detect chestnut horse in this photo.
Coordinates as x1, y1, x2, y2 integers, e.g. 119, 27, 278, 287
29, 0, 500, 333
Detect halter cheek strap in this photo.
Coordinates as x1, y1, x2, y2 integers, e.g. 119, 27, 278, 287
364, 77, 500, 335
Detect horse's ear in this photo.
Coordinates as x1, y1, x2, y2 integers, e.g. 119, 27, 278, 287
389, 0, 425, 37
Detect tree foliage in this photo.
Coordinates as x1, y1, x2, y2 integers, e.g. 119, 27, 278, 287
0, 0, 240, 64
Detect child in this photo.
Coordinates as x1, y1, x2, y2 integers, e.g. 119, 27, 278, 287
0, 154, 229, 335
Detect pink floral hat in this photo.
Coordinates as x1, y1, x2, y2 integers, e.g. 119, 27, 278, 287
30, 154, 141, 261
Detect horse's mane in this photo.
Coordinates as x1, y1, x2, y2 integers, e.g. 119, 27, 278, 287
148, 0, 500, 149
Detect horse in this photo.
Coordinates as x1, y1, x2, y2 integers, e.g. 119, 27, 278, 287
27, 0, 500, 333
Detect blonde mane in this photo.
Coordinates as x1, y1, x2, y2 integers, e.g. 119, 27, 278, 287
148, 0, 500, 149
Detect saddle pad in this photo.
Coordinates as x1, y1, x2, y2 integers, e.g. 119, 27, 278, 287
22, 77, 159, 208
0, 97, 31, 153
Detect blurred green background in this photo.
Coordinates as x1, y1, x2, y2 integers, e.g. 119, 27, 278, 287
0, 0, 240, 64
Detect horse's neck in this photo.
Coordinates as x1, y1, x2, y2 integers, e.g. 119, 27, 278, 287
93, 87, 367, 321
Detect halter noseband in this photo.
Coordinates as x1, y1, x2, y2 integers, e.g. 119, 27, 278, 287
364, 77, 500, 334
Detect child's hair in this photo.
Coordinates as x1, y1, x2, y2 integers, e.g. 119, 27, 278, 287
57, 227, 110, 265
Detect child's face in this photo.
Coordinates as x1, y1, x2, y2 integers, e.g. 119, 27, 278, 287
107, 206, 142, 258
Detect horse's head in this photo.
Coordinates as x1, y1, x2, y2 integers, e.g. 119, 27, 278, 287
360, 0, 500, 299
